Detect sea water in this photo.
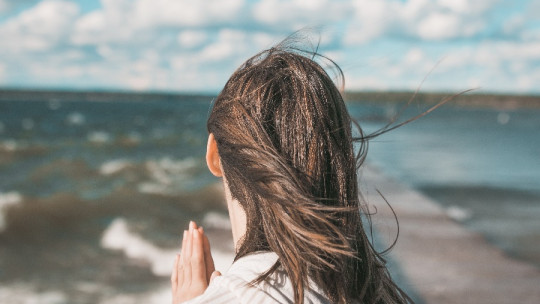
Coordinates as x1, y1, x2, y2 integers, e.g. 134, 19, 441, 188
0, 93, 538, 303
349, 102, 540, 265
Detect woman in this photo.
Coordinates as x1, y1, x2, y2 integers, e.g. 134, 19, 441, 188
171, 41, 413, 304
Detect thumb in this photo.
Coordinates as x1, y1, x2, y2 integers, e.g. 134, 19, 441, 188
210, 271, 222, 282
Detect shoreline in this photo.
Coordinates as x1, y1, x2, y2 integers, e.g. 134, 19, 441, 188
361, 165, 540, 304
344, 91, 540, 109
2, 88, 539, 109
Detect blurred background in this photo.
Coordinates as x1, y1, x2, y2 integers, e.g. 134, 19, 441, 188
0, 0, 539, 303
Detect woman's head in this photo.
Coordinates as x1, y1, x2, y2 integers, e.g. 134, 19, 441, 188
207, 42, 411, 304
207, 44, 356, 214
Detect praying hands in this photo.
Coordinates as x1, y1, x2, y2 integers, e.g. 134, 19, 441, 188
171, 221, 221, 304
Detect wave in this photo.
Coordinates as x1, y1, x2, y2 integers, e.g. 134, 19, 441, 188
99, 159, 132, 175
145, 157, 199, 184
137, 157, 203, 195
21, 118, 35, 130
87, 131, 112, 144
96, 156, 206, 196
101, 217, 234, 277
101, 217, 176, 276
66, 112, 86, 126
0, 191, 22, 232
99, 286, 170, 304
0, 284, 67, 304
0, 140, 49, 165
0, 139, 17, 152
202, 211, 231, 230
445, 205, 472, 222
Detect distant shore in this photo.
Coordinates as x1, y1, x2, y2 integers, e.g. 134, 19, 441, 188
1, 88, 539, 109
0, 89, 214, 103
344, 91, 540, 109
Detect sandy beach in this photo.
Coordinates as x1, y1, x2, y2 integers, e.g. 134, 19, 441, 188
362, 165, 540, 304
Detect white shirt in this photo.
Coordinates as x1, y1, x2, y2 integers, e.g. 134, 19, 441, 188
184, 252, 330, 304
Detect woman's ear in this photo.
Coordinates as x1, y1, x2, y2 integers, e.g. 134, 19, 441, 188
206, 133, 223, 177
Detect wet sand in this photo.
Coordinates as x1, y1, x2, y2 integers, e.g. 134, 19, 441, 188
361, 165, 540, 304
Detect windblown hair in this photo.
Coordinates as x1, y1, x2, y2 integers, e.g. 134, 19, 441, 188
207, 40, 413, 304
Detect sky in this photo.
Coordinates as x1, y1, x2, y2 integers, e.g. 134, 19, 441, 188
0, 0, 538, 94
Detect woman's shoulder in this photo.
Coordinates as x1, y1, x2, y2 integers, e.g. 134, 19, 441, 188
185, 251, 330, 303
226, 251, 279, 280
183, 252, 281, 303
222, 251, 330, 304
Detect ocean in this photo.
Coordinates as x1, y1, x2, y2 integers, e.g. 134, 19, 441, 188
0, 92, 538, 303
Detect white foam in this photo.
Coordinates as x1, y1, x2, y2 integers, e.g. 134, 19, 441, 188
88, 131, 111, 144
48, 99, 61, 110
99, 285, 170, 304
22, 118, 34, 130
74, 281, 103, 294
0, 191, 22, 232
0, 284, 66, 304
0, 139, 17, 151
66, 112, 86, 125
137, 182, 168, 195
99, 159, 130, 175
146, 157, 198, 184
497, 112, 510, 125
202, 211, 231, 230
126, 132, 141, 143
101, 218, 234, 277
445, 205, 472, 222
138, 157, 200, 195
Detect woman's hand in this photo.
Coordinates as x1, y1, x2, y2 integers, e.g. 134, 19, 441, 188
171, 221, 221, 304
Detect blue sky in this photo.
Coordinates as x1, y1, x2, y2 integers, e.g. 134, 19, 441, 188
0, 0, 538, 94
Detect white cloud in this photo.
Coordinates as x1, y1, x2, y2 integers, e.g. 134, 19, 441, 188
0, 0, 8, 14
0, 0, 538, 94
437, 0, 495, 15
0, 0, 79, 52
417, 11, 485, 40
0, 62, 5, 81
178, 30, 208, 49
133, 0, 245, 27
344, 0, 397, 45
443, 41, 540, 73
341, 32, 540, 94
200, 29, 247, 62
253, 0, 351, 29
344, 74, 390, 91
168, 29, 284, 91
173, 29, 282, 69
252, 32, 280, 49
63, 0, 251, 91
72, 0, 245, 46
414, 41, 540, 92
345, 0, 498, 45
417, 13, 460, 40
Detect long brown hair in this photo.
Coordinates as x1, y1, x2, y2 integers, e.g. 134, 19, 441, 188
207, 39, 413, 304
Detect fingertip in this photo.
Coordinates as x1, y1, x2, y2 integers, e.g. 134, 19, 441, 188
210, 270, 222, 282
194, 228, 203, 244
189, 220, 197, 231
